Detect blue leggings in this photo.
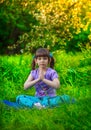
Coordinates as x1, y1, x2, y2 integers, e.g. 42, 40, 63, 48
16, 94, 72, 108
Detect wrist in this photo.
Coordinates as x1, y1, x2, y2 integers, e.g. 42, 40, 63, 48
37, 78, 41, 82
42, 78, 46, 82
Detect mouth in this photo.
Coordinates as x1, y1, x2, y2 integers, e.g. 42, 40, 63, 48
40, 63, 46, 66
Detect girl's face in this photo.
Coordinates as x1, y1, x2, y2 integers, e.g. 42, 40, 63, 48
35, 56, 49, 68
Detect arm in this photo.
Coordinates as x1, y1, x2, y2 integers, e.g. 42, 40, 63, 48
24, 74, 40, 90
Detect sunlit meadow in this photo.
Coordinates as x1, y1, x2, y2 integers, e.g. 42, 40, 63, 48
0, 49, 91, 130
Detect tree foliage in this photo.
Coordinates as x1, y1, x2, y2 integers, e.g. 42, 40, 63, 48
0, 0, 38, 54
0, 0, 91, 54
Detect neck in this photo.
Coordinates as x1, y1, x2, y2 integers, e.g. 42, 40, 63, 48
39, 67, 47, 71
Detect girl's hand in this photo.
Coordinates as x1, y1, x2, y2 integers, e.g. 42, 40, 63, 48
38, 69, 44, 80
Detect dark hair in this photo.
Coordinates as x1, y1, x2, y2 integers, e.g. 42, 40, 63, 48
32, 48, 54, 70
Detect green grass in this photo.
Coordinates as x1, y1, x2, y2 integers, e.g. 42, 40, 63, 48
0, 50, 91, 130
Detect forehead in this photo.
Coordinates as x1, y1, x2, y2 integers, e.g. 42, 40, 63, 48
36, 53, 49, 57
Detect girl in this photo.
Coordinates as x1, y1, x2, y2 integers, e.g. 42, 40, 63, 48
16, 48, 61, 108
